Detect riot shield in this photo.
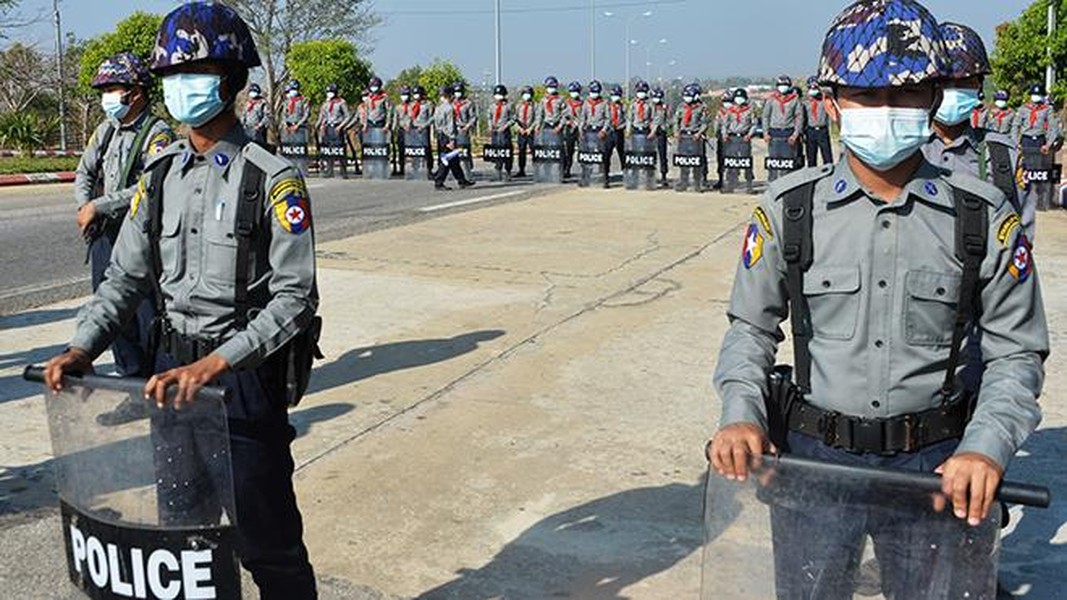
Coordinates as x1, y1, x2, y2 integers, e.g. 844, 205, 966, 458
673, 135, 707, 193
701, 454, 1050, 600
624, 133, 657, 191
404, 129, 431, 181
456, 131, 474, 181
723, 136, 754, 194
766, 134, 799, 182
361, 127, 391, 180
317, 126, 348, 179
577, 130, 604, 188
483, 132, 514, 182
534, 129, 564, 184
24, 366, 241, 600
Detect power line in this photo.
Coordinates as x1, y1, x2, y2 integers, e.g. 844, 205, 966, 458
380, 0, 686, 18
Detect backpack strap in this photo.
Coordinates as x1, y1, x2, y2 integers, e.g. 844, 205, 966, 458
943, 186, 988, 403
781, 181, 816, 394
120, 116, 162, 188
234, 156, 266, 329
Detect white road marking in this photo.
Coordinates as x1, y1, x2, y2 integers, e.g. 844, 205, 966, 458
419, 190, 526, 213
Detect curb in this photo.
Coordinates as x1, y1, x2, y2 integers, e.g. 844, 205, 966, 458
0, 172, 76, 187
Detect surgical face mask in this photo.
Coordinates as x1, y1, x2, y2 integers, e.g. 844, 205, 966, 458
370, 86, 380, 93
163, 73, 226, 128
653, 97, 663, 104
838, 106, 932, 172
724, 101, 734, 108
326, 92, 336, 100
1031, 94, 1044, 104
522, 93, 532, 101
101, 91, 130, 121
735, 97, 747, 105
995, 100, 1007, 109
454, 91, 463, 99
808, 88, 821, 98
249, 91, 260, 99
682, 95, 694, 104
288, 89, 298, 98
547, 87, 558, 95
610, 95, 621, 102
934, 88, 981, 126
414, 94, 422, 101
494, 94, 505, 101
636, 91, 648, 100
590, 92, 600, 99
777, 85, 791, 94
570, 91, 580, 99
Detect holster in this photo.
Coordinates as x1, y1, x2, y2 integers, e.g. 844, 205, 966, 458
765, 364, 798, 452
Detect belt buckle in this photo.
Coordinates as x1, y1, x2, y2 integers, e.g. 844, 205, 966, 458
853, 419, 884, 454
818, 411, 840, 446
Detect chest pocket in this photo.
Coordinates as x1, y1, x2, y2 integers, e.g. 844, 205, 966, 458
803, 266, 861, 340
904, 270, 960, 346
203, 200, 238, 287
158, 208, 183, 282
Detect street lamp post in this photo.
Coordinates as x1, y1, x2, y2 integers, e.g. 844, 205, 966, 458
494, 0, 502, 84
605, 10, 651, 99
53, 0, 67, 152
645, 38, 667, 83
1048, 0, 1057, 95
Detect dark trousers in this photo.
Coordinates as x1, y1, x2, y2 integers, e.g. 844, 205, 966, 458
516, 132, 533, 175
805, 127, 833, 167
716, 133, 726, 185
603, 129, 624, 178
433, 146, 470, 187
394, 129, 406, 175
319, 126, 347, 179
564, 128, 579, 176
89, 226, 154, 377
491, 131, 513, 174
656, 130, 669, 177
152, 352, 317, 600
770, 432, 995, 600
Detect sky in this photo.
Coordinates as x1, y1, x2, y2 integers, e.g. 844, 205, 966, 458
12, 0, 1038, 86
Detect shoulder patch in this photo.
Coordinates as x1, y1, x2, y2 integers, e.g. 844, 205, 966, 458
742, 224, 764, 269
270, 177, 311, 235
146, 128, 175, 157
996, 213, 1022, 247
143, 139, 185, 170
1008, 234, 1033, 282
753, 207, 774, 238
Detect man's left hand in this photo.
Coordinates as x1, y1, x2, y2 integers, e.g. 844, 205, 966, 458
935, 452, 1003, 526
145, 354, 230, 409
76, 202, 98, 234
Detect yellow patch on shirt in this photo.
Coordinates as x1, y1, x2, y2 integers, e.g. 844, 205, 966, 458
753, 207, 773, 238
996, 213, 1021, 247
270, 177, 311, 234
147, 131, 174, 156
129, 178, 146, 220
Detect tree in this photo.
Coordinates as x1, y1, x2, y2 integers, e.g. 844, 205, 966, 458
991, 0, 1067, 104
387, 58, 467, 101
77, 12, 164, 97
220, 0, 380, 125
285, 39, 372, 106
0, 43, 51, 113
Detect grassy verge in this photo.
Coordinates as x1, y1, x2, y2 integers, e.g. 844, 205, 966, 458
0, 156, 80, 175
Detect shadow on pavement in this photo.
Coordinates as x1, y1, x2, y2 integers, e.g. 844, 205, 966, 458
307, 330, 506, 395
0, 307, 78, 331
418, 473, 728, 600
291, 402, 357, 439
0, 344, 73, 404
1000, 426, 1067, 598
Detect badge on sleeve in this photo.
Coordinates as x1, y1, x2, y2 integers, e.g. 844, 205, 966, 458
1008, 234, 1033, 282
742, 224, 764, 269
752, 207, 773, 238
147, 131, 174, 156
996, 213, 1021, 247
270, 177, 311, 234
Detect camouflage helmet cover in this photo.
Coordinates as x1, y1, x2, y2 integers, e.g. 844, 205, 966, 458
92, 52, 152, 89
817, 0, 948, 88
150, 2, 261, 72
939, 22, 991, 79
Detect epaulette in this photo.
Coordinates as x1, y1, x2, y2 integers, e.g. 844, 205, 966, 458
766, 164, 835, 203
940, 168, 1007, 209
244, 142, 293, 180
142, 138, 185, 171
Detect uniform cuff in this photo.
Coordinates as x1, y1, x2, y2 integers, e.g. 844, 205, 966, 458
719, 389, 768, 432
69, 329, 110, 362
94, 194, 129, 218
955, 428, 1015, 471
214, 337, 260, 372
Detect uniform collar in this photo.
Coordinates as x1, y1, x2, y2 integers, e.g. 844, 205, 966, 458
179, 124, 247, 177
933, 126, 981, 153
826, 154, 951, 209
116, 108, 150, 131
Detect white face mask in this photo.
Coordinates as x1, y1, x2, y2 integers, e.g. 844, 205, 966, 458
101, 91, 130, 121
570, 91, 580, 99
287, 90, 298, 98
590, 92, 600, 99
1031, 94, 1044, 104
682, 95, 694, 104
724, 101, 733, 108
735, 97, 747, 105
610, 95, 621, 102
653, 97, 662, 104
455, 91, 464, 99
547, 87, 558, 95
326, 92, 335, 100
414, 94, 422, 101
808, 88, 820, 98
995, 100, 1008, 109
494, 94, 505, 101
777, 85, 791, 94
401, 95, 410, 103
370, 86, 380, 93
838, 106, 932, 172
249, 91, 260, 99
636, 91, 648, 100
522, 93, 532, 101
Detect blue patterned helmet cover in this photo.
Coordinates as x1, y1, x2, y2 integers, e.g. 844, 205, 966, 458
818, 0, 947, 88
568, 81, 582, 92
994, 89, 1009, 101
151, 2, 261, 72
92, 52, 151, 88
939, 22, 990, 79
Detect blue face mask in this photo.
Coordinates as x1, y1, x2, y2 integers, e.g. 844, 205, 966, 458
934, 88, 981, 126
163, 73, 226, 128
839, 106, 932, 172
101, 91, 130, 121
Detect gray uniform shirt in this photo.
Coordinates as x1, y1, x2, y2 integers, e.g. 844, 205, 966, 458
762, 91, 804, 136
74, 112, 175, 216
284, 96, 310, 129
627, 99, 654, 132
454, 99, 478, 134
394, 101, 416, 130
435, 99, 456, 140
412, 100, 435, 131
1012, 103, 1063, 144
579, 98, 610, 131
488, 100, 515, 133
651, 102, 670, 133
536, 95, 567, 130
984, 108, 1015, 136
721, 105, 758, 137
317, 98, 351, 129
514, 100, 536, 133
922, 127, 982, 178
803, 96, 830, 128
241, 98, 271, 135
362, 93, 392, 127
713, 158, 1047, 469
70, 126, 319, 372
673, 101, 709, 136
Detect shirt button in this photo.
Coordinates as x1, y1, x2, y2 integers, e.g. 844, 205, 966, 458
872, 400, 881, 408
822, 280, 831, 288
874, 340, 884, 348
878, 280, 887, 289
190, 228, 198, 235
881, 220, 891, 229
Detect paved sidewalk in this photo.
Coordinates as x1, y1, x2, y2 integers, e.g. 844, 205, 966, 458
0, 184, 1064, 598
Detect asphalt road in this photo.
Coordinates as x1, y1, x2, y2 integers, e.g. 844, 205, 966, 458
0, 173, 552, 314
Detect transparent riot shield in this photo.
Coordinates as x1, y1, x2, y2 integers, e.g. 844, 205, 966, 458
361, 127, 391, 180
766, 134, 799, 183
624, 133, 657, 191
701, 454, 1050, 600
723, 136, 754, 194
316, 127, 348, 179
483, 132, 514, 182
534, 129, 564, 184
456, 131, 474, 181
278, 130, 309, 177
24, 366, 240, 600
673, 135, 706, 193
405, 129, 431, 181
577, 130, 604, 188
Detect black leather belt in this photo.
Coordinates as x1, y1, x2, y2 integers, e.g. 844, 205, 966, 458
807, 126, 828, 130
787, 398, 969, 454
161, 326, 224, 366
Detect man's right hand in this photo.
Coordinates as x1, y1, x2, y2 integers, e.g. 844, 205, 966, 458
708, 422, 774, 482
43, 348, 94, 393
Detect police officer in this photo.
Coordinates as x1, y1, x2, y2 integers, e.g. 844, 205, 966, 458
722, 87, 758, 193
674, 83, 709, 189
317, 83, 350, 179
362, 76, 392, 176
923, 23, 990, 179
803, 76, 833, 167
281, 79, 310, 176
627, 81, 654, 185
453, 82, 478, 178
433, 85, 475, 191
75, 53, 174, 426
651, 87, 671, 188
709, 3, 1047, 599
1013, 82, 1063, 216
713, 89, 734, 189
536, 76, 567, 136
514, 85, 536, 178
985, 90, 1015, 138
563, 81, 584, 179
412, 84, 436, 176
984, 89, 1023, 229
45, 4, 320, 598
487, 84, 515, 180
242, 82, 270, 145
393, 85, 415, 177
763, 75, 804, 182
434, 85, 455, 165
579, 80, 610, 187
604, 84, 627, 187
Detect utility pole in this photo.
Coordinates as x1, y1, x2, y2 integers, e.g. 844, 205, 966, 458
590, 0, 596, 80
1048, 0, 1057, 96
494, 0, 502, 84
53, 0, 67, 152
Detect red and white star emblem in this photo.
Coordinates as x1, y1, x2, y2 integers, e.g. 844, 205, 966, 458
286, 205, 306, 226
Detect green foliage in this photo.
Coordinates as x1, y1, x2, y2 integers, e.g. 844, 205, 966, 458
387, 59, 467, 101
286, 39, 372, 105
0, 155, 80, 174
991, 1, 1067, 104
77, 12, 164, 97
0, 111, 58, 155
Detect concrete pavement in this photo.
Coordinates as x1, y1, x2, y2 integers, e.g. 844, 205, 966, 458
0, 182, 1064, 599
